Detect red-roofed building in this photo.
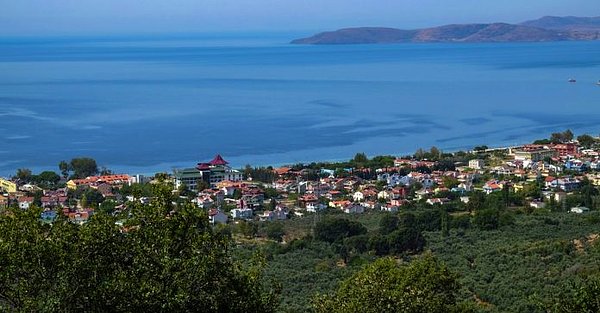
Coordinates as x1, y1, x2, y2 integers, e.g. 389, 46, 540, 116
175, 154, 242, 190
549, 143, 579, 157
67, 174, 130, 190
209, 154, 229, 166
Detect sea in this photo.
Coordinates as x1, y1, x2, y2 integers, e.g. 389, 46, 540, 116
1, 33, 600, 176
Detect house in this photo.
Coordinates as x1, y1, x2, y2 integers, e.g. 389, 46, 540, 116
68, 209, 94, 225
550, 143, 579, 157
241, 186, 264, 209
352, 191, 364, 202
391, 186, 409, 199
67, 174, 130, 190
530, 200, 546, 209
377, 190, 393, 200
259, 207, 288, 221
549, 177, 580, 192
306, 202, 327, 213
426, 198, 450, 205
381, 205, 399, 213
193, 195, 214, 209
493, 165, 514, 176
94, 183, 114, 198
329, 200, 351, 209
390, 199, 409, 207
208, 209, 228, 224
18, 196, 34, 210
0, 195, 7, 208
231, 208, 253, 219
554, 192, 567, 203
414, 188, 433, 200
299, 194, 318, 208
570, 206, 590, 214
342, 203, 365, 214
483, 181, 503, 194
564, 160, 588, 172
40, 210, 57, 223
513, 148, 556, 162
0, 178, 17, 193
469, 159, 485, 170
326, 190, 343, 200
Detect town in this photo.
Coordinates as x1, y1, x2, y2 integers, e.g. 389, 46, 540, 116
2, 129, 600, 312
1, 129, 599, 227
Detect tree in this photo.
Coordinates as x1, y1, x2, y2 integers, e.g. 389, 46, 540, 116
550, 129, 574, 144
59, 160, 70, 178
0, 183, 278, 312
442, 176, 459, 189
379, 214, 399, 235
196, 180, 210, 192
564, 129, 574, 142
352, 153, 368, 167
313, 255, 463, 313
473, 208, 499, 230
266, 222, 285, 242
15, 168, 32, 182
314, 218, 367, 243
69, 157, 99, 179
577, 134, 596, 149
237, 220, 258, 238
546, 275, 600, 312
430, 146, 441, 160
38, 171, 61, 185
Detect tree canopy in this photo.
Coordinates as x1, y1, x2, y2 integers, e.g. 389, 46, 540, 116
59, 157, 99, 179
0, 183, 278, 312
312, 255, 464, 313
314, 218, 367, 243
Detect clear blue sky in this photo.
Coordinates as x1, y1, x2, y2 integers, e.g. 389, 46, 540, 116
1, 0, 599, 35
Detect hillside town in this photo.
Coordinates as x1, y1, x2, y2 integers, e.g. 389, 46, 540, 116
2, 131, 600, 226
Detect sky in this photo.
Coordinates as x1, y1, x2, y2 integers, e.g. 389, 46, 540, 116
0, 0, 599, 35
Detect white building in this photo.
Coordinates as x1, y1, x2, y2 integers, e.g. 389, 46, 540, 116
208, 209, 228, 224
469, 159, 485, 170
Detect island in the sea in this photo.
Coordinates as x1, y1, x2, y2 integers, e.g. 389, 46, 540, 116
291, 16, 600, 44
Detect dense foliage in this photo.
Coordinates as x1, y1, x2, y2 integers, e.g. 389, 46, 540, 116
0, 183, 277, 312
312, 255, 464, 313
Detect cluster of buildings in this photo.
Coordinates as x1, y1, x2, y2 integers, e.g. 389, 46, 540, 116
3, 138, 600, 227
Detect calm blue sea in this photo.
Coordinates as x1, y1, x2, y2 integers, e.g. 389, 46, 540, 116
1, 33, 600, 176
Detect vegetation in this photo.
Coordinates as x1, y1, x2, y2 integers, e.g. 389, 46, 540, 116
0, 183, 277, 312
313, 255, 465, 313
58, 157, 99, 179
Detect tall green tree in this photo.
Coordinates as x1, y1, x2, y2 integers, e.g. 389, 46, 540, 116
69, 157, 99, 179
313, 255, 463, 313
577, 134, 596, 148
0, 183, 278, 312
15, 168, 32, 182
546, 275, 600, 312
59, 160, 70, 179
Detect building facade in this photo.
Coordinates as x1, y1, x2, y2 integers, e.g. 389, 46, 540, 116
174, 154, 243, 190
0, 178, 17, 193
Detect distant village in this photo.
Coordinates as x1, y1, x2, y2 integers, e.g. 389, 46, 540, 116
2, 130, 600, 225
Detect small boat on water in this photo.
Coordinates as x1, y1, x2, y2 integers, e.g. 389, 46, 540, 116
568, 78, 576, 83
597, 80, 600, 86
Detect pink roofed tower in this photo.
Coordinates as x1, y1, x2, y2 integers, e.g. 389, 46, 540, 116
209, 154, 229, 166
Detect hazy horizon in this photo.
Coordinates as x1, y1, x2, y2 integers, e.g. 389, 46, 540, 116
1, 0, 599, 36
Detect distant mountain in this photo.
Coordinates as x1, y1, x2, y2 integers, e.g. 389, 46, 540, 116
521, 16, 600, 32
291, 17, 600, 44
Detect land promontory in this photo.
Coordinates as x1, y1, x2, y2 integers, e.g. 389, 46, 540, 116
291, 16, 600, 44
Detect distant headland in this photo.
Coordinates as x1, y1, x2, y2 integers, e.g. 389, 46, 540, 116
291, 16, 600, 44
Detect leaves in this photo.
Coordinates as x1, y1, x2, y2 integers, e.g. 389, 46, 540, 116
0, 184, 277, 312
313, 255, 461, 313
